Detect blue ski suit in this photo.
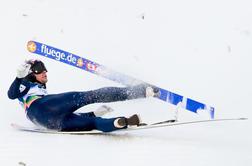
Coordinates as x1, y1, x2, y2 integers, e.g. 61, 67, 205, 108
8, 77, 147, 132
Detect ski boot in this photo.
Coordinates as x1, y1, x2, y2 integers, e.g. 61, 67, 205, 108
145, 86, 160, 97
114, 114, 141, 128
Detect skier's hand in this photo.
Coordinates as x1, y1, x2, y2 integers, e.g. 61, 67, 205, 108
16, 62, 32, 78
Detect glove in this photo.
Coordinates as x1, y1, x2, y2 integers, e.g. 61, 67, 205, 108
16, 62, 32, 78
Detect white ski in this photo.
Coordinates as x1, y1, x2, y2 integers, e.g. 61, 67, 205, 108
11, 118, 247, 135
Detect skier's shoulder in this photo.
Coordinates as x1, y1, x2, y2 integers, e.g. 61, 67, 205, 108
8, 77, 31, 99
8, 77, 45, 100
17, 77, 36, 89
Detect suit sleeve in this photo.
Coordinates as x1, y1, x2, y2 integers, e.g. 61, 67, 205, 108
7, 77, 30, 100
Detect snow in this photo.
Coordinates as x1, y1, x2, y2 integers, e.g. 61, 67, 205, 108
0, 0, 252, 165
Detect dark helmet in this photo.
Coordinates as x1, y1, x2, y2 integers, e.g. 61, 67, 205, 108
24, 59, 47, 85
28, 60, 47, 74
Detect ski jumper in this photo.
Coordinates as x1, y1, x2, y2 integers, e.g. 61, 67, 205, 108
8, 77, 146, 132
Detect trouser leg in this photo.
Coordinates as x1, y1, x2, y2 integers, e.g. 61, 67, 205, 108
39, 85, 146, 117
60, 113, 126, 132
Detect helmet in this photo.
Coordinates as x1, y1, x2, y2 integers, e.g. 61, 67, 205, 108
27, 59, 47, 74
24, 59, 47, 85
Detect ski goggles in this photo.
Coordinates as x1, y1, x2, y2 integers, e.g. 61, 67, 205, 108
30, 61, 47, 74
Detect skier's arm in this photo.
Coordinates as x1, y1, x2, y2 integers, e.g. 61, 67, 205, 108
8, 61, 32, 100
8, 77, 30, 99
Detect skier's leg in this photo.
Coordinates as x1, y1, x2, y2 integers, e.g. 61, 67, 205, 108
40, 84, 148, 116
30, 84, 147, 116
60, 113, 126, 132
60, 114, 96, 131
81, 84, 149, 105
27, 92, 95, 129
30, 84, 151, 116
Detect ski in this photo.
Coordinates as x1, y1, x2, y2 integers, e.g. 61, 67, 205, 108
132, 117, 247, 131
11, 123, 103, 134
27, 41, 215, 118
11, 118, 246, 135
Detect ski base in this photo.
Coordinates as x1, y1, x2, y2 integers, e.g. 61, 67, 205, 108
11, 118, 247, 135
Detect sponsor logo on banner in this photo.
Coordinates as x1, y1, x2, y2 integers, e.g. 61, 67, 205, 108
27, 41, 37, 53
86, 62, 97, 71
77, 58, 84, 67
